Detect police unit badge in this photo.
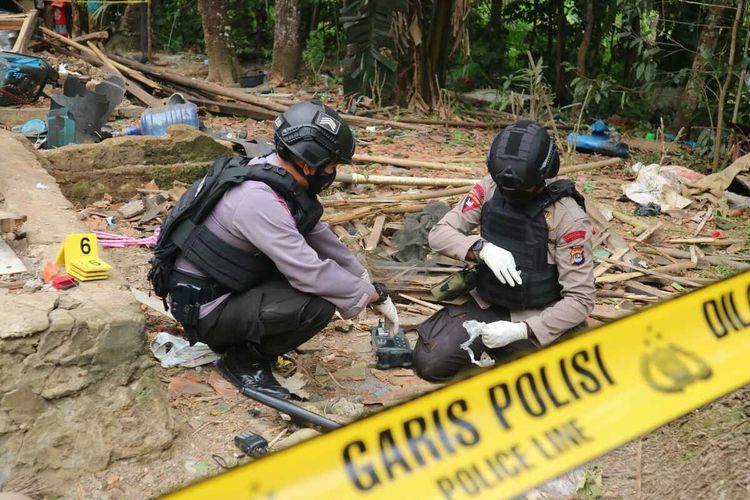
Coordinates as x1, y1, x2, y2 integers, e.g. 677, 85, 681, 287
461, 184, 485, 212
569, 245, 585, 265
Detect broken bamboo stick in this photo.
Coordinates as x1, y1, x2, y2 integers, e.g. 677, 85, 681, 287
667, 237, 744, 245
42, 28, 160, 92
641, 246, 750, 270
320, 186, 471, 208
692, 207, 713, 236
398, 293, 443, 311
335, 172, 475, 187
365, 215, 386, 251
557, 157, 623, 175
351, 154, 478, 173
596, 257, 701, 287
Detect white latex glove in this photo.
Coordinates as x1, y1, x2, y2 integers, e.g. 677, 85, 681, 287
372, 297, 400, 334
479, 242, 523, 287
480, 320, 528, 349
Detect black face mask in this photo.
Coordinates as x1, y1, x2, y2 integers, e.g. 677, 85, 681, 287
501, 187, 542, 207
306, 167, 336, 196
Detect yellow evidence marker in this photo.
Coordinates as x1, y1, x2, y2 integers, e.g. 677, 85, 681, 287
55, 233, 111, 281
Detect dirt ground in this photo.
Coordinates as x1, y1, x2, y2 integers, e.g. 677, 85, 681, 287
6, 54, 748, 498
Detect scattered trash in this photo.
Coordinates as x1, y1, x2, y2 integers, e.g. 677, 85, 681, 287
634, 202, 661, 216
390, 202, 450, 262
623, 163, 693, 212
567, 120, 630, 158
183, 460, 210, 475
460, 320, 495, 368
239, 70, 267, 88
50, 75, 126, 143
35, 183, 48, 189
150, 332, 220, 368
133, 101, 200, 136
47, 107, 76, 148
0, 52, 53, 106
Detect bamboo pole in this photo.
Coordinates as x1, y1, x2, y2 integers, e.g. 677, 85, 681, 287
557, 157, 623, 175
335, 172, 475, 187
351, 154, 478, 173
320, 186, 471, 208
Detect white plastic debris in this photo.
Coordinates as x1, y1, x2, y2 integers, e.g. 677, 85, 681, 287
150, 332, 220, 368
623, 163, 693, 212
35, 183, 48, 190
461, 320, 495, 368
365, 126, 377, 133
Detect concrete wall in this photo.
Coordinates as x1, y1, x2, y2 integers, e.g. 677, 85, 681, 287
0, 131, 176, 496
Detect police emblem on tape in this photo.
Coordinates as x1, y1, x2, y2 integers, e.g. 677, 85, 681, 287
640, 328, 712, 393
569, 245, 585, 265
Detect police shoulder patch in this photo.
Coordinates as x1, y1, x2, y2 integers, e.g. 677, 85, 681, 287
569, 245, 585, 266
462, 183, 485, 213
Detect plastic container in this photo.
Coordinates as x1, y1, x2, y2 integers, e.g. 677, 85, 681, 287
47, 107, 76, 148
137, 102, 200, 136
566, 132, 630, 158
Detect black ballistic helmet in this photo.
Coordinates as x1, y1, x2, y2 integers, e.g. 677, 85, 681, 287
487, 120, 560, 203
273, 101, 355, 168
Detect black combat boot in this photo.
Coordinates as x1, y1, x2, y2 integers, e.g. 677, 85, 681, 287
217, 350, 290, 400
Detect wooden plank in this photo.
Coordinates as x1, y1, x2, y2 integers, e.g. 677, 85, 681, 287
0, 239, 27, 275
692, 207, 713, 237
597, 257, 701, 288
624, 280, 674, 299
365, 215, 387, 251
635, 222, 663, 242
12, 11, 37, 53
593, 247, 629, 278
0, 14, 26, 31
590, 304, 633, 321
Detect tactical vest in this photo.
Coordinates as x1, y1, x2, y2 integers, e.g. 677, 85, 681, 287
476, 179, 585, 310
155, 157, 323, 296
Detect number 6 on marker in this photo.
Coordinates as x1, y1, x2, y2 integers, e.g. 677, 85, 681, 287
56, 233, 101, 266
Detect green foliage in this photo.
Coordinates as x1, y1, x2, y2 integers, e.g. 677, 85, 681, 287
340, 0, 404, 104
303, 22, 339, 77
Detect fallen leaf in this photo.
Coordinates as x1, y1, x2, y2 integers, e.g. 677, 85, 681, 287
278, 372, 311, 400
208, 370, 239, 400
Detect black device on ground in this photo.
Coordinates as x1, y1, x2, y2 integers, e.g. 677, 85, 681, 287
240, 387, 341, 432
234, 431, 269, 458
371, 321, 414, 370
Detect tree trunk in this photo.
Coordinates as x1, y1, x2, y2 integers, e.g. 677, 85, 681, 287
623, 9, 640, 85
489, 0, 504, 72
197, 0, 240, 84
712, 0, 745, 170
271, 0, 302, 83
553, 0, 566, 103
673, 1, 726, 133
576, 0, 594, 77
422, 0, 453, 105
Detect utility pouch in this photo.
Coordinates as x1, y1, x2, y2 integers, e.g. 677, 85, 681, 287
431, 267, 478, 302
170, 283, 202, 344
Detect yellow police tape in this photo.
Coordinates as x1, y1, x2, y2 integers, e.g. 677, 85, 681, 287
168, 271, 750, 499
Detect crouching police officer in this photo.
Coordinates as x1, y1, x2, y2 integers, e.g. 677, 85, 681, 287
163, 101, 399, 398
414, 120, 595, 382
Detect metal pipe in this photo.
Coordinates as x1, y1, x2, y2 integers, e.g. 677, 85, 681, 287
241, 387, 341, 432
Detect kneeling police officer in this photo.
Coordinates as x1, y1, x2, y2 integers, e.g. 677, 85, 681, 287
414, 120, 595, 382
157, 101, 399, 398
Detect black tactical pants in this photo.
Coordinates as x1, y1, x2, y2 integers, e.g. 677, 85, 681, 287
197, 278, 335, 363
414, 299, 537, 382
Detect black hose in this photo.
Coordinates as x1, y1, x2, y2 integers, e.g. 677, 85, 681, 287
241, 387, 342, 432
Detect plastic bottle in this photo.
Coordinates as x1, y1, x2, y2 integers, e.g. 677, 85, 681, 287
138, 102, 200, 136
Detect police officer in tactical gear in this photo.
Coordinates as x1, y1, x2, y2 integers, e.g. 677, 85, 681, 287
413, 120, 595, 382
167, 101, 399, 399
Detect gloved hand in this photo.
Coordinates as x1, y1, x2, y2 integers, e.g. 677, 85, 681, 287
479, 242, 522, 287
372, 297, 400, 334
480, 320, 528, 349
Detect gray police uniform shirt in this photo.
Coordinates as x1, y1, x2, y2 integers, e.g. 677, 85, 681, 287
428, 175, 596, 346
174, 154, 375, 319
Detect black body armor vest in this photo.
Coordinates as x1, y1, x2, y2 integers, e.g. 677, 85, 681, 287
476, 179, 585, 310
177, 162, 323, 293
